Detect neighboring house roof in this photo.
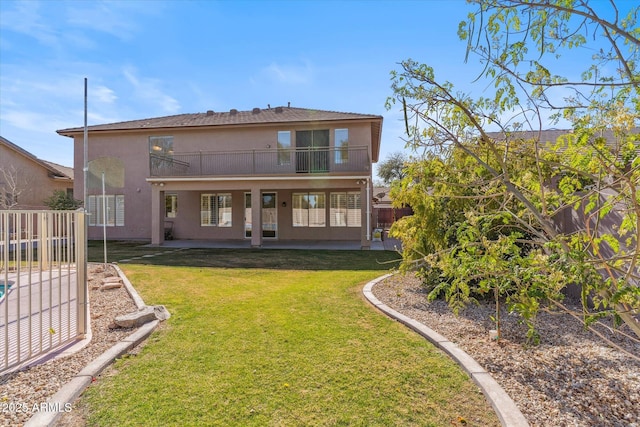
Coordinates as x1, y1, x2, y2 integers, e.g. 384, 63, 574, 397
373, 187, 392, 206
486, 127, 639, 154
56, 106, 384, 162
0, 136, 74, 181
43, 161, 74, 181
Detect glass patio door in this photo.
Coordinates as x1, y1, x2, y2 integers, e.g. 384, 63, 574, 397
296, 130, 329, 173
245, 192, 278, 239
244, 193, 252, 238
262, 192, 277, 238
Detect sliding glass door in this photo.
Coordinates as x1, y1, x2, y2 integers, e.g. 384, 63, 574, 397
296, 130, 329, 173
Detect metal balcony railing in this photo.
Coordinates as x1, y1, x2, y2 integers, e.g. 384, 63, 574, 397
149, 146, 370, 177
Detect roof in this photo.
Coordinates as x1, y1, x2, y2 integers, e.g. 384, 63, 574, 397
0, 136, 74, 181
43, 161, 74, 180
372, 187, 393, 206
57, 105, 384, 163
56, 106, 383, 135
486, 128, 639, 152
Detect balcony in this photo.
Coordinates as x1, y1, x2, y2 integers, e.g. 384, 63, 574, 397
149, 146, 370, 177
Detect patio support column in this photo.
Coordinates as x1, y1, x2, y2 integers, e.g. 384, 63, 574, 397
151, 185, 164, 245
250, 186, 262, 247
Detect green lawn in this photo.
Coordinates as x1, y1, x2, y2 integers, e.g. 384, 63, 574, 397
81, 247, 499, 426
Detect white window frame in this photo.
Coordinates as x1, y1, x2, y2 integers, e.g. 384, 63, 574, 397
165, 193, 177, 218
330, 192, 361, 227
292, 192, 326, 227
88, 195, 125, 227
201, 193, 232, 227
277, 131, 291, 165
334, 128, 349, 164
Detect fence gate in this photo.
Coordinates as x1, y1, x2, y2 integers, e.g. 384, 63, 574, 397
0, 210, 87, 373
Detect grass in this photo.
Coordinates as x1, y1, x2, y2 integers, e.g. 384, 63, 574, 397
87, 240, 402, 270
80, 245, 499, 426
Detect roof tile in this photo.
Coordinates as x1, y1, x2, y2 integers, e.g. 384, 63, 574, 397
57, 106, 382, 135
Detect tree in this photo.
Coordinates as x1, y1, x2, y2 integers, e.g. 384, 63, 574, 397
377, 152, 408, 185
387, 0, 640, 343
0, 165, 28, 209
44, 190, 82, 210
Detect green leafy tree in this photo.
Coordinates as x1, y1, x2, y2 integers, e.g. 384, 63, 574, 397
44, 190, 82, 210
387, 0, 640, 343
377, 152, 408, 185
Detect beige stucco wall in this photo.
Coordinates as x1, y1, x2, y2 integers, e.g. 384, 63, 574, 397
74, 133, 153, 239
73, 120, 375, 241
140, 120, 373, 153
0, 144, 73, 209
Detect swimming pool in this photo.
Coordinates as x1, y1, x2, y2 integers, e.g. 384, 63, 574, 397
0, 282, 10, 299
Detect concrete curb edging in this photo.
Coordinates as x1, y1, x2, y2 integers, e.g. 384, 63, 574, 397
111, 263, 146, 310
25, 265, 160, 427
363, 274, 529, 427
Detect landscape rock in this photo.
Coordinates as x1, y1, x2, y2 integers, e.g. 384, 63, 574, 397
153, 305, 171, 321
114, 305, 170, 328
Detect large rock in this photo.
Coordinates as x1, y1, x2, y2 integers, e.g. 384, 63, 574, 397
114, 305, 170, 328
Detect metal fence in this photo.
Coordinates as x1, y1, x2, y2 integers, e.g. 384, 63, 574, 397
0, 210, 87, 373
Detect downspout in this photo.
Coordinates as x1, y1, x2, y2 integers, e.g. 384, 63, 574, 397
366, 177, 371, 241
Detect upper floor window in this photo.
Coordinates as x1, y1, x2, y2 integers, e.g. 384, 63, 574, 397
149, 136, 173, 156
277, 131, 291, 165
149, 136, 174, 173
335, 129, 349, 164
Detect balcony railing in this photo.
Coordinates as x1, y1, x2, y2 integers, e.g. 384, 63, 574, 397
149, 146, 370, 177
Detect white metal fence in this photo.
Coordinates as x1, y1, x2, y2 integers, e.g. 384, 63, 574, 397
0, 210, 87, 373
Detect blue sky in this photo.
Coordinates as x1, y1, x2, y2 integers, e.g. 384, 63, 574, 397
0, 0, 485, 172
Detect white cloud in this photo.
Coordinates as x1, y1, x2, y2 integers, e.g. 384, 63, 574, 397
64, 1, 150, 40
2, 110, 75, 135
254, 61, 314, 86
0, 1, 60, 47
93, 85, 118, 104
123, 66, 181, 114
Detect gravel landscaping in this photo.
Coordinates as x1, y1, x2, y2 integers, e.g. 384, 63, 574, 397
373, 273, 640, 427
0, 264, 137, 426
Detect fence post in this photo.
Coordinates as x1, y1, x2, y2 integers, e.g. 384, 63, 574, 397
39, 212, 49, 270
76, 211, 88, 338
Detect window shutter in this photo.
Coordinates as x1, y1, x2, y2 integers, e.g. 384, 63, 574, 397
347, 192, 361, 227
330, 193, 346, 226
88, 196, 96, 226
201, 194, 211, 226
115, 195, 125, 226
292, 193, 307, 227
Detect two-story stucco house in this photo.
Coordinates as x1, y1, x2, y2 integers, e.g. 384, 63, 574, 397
57, 106, 383, 248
